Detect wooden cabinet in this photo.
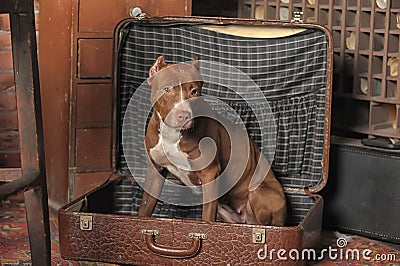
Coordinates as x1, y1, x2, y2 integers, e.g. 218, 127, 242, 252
40, 0, 191, 206
238, 0, 400, 143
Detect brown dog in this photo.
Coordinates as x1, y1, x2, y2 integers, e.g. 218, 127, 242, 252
138, 56, 286, 225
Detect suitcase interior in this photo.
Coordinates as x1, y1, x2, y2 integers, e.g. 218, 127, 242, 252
75, 18, 332, 227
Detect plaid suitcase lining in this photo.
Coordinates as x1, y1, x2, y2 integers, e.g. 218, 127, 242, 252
114, 22, 328, 224
113, 177, 315, 226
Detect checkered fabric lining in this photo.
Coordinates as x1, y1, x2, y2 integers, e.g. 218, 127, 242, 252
114, 21, 329, 224
112, 177, 315, 226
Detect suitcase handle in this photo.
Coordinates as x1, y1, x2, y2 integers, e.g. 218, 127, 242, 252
144, 232, 205, 259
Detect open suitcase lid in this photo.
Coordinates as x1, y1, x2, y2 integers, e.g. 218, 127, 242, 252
111, 16, 333, 195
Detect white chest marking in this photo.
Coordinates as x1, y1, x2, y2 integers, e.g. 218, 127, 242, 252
149, 115, 194, 187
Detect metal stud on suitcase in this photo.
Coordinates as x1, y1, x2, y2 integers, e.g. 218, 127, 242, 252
58, 16, 333, 265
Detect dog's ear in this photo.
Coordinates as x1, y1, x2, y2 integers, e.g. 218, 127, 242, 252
149, 56, 167, 77
192, 55, 200, 71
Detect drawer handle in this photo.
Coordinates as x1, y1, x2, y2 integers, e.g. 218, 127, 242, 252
143, 232, 205, 259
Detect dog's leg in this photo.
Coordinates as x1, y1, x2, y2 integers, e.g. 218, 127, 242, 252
199, 165, 220, 222
138, 166, 165, 217
202, 199, 218, 222
246, 180, 286, 226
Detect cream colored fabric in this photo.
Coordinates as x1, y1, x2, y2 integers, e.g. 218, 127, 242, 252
198, 25, 305, 39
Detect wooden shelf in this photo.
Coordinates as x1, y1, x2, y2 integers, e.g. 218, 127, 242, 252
238, 0, 400, 141
319, 4, 330, 9
387, 76, 400, 81
333, 124, 370, 135
361, 7, 372, 12
372, 51, 385, 56
359, 50, 370, 55
371, 97, 400, 104
333, 124, 400, 139
373, 127, 400, 138
374, 31, 386, 37
360, 28, 372, 33
333, 93, 371, 101
372, 74, 384, 79
346, 6, 357, 11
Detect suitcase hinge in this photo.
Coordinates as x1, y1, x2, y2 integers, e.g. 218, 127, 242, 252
252, 228, 266, 243
291, 11, 304, 23
129, 7, 149, 20
304, 184, 318, 198
80, 215, 93, 231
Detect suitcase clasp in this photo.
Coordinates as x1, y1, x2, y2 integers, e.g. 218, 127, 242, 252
291, 11, 304, 23
188, 232, 207, 240
79, 215, 93, 231
141, 229, 160, 236
252, 228, 266, 243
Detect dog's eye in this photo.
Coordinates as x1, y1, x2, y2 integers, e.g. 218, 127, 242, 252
191, 88, 199, 96
162, 86, 172, 93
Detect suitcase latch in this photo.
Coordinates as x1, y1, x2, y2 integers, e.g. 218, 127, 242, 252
141, 229, 160, 236
252, 228, 266, 243
80, 215, 93, 231
188, 232, 208, 240
291, 11, 304, 23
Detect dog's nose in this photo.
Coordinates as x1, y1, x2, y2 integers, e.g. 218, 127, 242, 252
174, 110, 191, 123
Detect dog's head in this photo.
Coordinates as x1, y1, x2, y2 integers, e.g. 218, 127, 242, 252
148, 56, 203, 130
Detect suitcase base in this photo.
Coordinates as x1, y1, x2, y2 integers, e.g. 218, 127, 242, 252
59, 176, 324, 265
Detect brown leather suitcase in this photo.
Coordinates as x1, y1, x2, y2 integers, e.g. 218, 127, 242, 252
58, 15, 333, 265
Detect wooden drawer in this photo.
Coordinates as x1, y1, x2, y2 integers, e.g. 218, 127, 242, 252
75, 128, 111, 169
76, 83, 112, 123
78, 0, 192, 33
77, 39, 113, 79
